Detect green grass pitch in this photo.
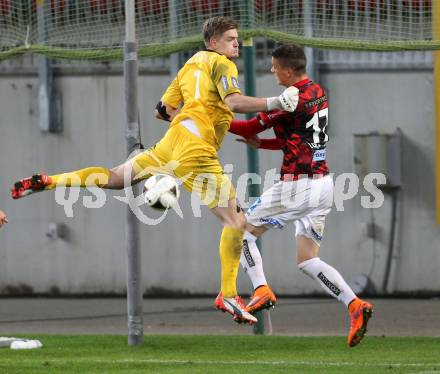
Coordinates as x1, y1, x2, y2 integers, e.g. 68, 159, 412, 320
0, 335, 439, 373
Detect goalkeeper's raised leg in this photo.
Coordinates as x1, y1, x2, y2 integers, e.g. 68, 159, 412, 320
11, 163, 137, 199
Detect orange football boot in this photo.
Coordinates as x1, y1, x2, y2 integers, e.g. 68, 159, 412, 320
347, 298, 373, 347
214, 292, 258, 325
245, 285, 277, 315
11, 173, 52, 199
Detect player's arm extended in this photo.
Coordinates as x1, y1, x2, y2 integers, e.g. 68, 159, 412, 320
225, 93, 268, 113
224, 86, 299, 113
229, 112, 273, 138
231, 111, 285, 150
236, 136, 285, 150
259, 138, 285, 150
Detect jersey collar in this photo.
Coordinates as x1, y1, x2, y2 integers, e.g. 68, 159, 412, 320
293, 78, 311, 88
204, 48, 233, 61
205, 48, 221, 55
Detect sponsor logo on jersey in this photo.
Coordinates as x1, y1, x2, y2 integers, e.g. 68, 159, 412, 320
317, 272, 341, 296
313, 149, 326, 161
243, 240, 255, 267
231, 77, 239, 89
221, 76, 229, 91
305, 95, 327, 109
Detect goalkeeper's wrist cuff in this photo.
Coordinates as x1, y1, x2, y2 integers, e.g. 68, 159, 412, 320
266, 97, 280, 111
155, 101, 170, 121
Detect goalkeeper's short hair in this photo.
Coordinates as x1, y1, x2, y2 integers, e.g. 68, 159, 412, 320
272, 44, 307, 75
202, 16, 238, 47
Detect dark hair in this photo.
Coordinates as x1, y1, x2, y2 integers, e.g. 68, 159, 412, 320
272, 44, 307, 74
202, 17, 238, 46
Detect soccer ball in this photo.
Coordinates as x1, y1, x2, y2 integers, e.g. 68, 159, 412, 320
143, 174, 180, 210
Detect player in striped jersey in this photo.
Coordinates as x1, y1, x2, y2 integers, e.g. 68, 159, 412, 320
229, 44, 373, 346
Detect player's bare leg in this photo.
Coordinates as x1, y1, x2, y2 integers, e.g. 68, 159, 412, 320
211, 199, 257, 325
240, 223, 277, 314
296, 235, 373, 347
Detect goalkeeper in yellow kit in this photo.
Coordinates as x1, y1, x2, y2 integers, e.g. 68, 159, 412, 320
11, 17, 299, 325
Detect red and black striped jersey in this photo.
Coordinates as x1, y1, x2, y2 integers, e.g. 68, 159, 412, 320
229, 78, 330, 180
261, 79, 330, 180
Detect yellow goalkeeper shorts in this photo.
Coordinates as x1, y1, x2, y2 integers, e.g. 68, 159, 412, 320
131, 121, 235, 209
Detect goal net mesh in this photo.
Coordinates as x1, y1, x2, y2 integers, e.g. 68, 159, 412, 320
0, 0, 439, 60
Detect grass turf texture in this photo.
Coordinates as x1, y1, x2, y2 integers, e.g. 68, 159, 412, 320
0, 335, 439, 373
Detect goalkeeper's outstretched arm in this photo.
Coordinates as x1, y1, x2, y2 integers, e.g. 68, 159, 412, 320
155, 86, 299, 120
224, 86, 299, 113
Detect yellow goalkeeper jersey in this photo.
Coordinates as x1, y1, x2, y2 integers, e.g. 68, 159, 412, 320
161, 50, 241, 150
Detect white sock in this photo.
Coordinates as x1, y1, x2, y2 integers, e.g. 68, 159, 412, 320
298, 257, 356, 306
240, 231, 268, 289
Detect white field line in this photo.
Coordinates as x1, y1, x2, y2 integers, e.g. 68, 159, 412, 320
17, 358, 440, 368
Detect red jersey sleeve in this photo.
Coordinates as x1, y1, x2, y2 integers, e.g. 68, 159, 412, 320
259, 138, 285, 150
229, 112, 273, 138
263, 109, 292, 125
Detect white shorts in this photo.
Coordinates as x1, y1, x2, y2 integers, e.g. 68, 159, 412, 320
245, 175, 333, 246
